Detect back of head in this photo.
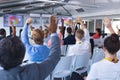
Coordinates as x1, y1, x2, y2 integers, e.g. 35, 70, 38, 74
75, 29, 84, 40
104, 33, 120, 54
0, 28, 6, 36
0, 36, 25, 70
96, 28, 101, 36
32, 29, 44, 44
67, 27, 72, 34
44, 29, 49, 38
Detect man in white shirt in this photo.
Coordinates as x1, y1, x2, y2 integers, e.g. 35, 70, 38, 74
67, 17, 91, 57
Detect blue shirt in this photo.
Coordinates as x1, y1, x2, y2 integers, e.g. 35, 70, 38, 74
21, 24, 50, 62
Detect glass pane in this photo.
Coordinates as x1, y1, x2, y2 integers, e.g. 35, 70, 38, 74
89, 20, 94, 33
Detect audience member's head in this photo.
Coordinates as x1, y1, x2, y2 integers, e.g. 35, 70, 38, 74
75, 29, 84, 40
39, 26, 42, 30
0, 36, 25, 70
104, 33, 120, 55
31, 29, 44, 44
0, 28, 6, 37
67, 27, 72, 34
19, 29, 23, 38
44, 29, 49, 38
96, 28, 101, 36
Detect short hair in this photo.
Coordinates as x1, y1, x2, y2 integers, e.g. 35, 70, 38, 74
67, 27, 72, 34
32, 29, 44, 44
0, 36, 25, 70
75, 29, 84, 40
104, 33, 120, 54
44, 29, 49, 38
96, 28, 101, 36
0, 28, 6, 36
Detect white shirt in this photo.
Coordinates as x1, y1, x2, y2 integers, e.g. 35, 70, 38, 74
67, 40, 90, 56
66, 29, 91, 56
87, 60, 120, 80
117, 49, 120, 59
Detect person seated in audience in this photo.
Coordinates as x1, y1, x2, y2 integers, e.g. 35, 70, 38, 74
43, 28, 50, 46
63, 27, 76, 45
21, 18, 50, 63
0, 28, 6, 40
8, 22, 16, 37
0, 16, 60, 80
86, 33, 120, 80
92, 28, 101, 39
58, 27, 63, 45
19, 29, 23, 38
48, 19, 64, 47
67, 17, 91, 80
103, 17, 120, 59
87, 17, 120, 80
67, 17, 91, 56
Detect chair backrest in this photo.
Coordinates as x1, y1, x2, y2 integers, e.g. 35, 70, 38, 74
66, 44, 74, 55
52, 56, 73, 75
93, 36, 104, 47
61, 45, 67, 56
72, 53, 90, 71
91, 47, 104, 64
94, 38, 101, 47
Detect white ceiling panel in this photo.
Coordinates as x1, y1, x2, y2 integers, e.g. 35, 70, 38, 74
0, 0, 119, 17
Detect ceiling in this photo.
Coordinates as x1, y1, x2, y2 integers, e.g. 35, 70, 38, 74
0, 0, 120, 17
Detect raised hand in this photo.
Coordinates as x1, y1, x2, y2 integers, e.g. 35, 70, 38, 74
49, 16, 57, 33
26, 18, 33, 25
75, 17, 83, 24
103, 17, 111, 28
116, 25, 119, 30
75, 17, 86, 30
104, 17, 115, 34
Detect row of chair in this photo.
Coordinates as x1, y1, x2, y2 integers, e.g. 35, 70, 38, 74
51, 53, 90, 80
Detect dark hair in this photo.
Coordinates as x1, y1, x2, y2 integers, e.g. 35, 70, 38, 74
0, 28, 6, 36
75, 29, 84, 40
96, 28, 101, 36
104, 33, 120, 54
67, 27, 72, 34
0, 36, 25, 70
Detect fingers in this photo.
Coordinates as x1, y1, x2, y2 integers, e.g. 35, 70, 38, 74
75, 17, 82, 23
26, 18, 33, 24
49, 15, 57, 33
103, 17, 111, 28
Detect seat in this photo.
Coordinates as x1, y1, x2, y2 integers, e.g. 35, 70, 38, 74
61, 45, 68, 56
72, 53, 90, 75
52, 56, 73, 80
65, 44, 74, 55
91, 47, 104, 65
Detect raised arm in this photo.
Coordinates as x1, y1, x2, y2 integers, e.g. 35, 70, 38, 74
36, 16, 60, 79
10, 24, 16, 36
103, 17, 115, 34
21, 18, 33, 46
75, 17, 90, 41
75, 17, 86, 30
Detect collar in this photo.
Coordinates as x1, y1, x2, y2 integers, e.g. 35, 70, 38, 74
76, 41, 82, 44
104, 57, 119, 63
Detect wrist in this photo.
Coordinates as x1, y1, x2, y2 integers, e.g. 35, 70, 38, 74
26, 23, 29, 25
